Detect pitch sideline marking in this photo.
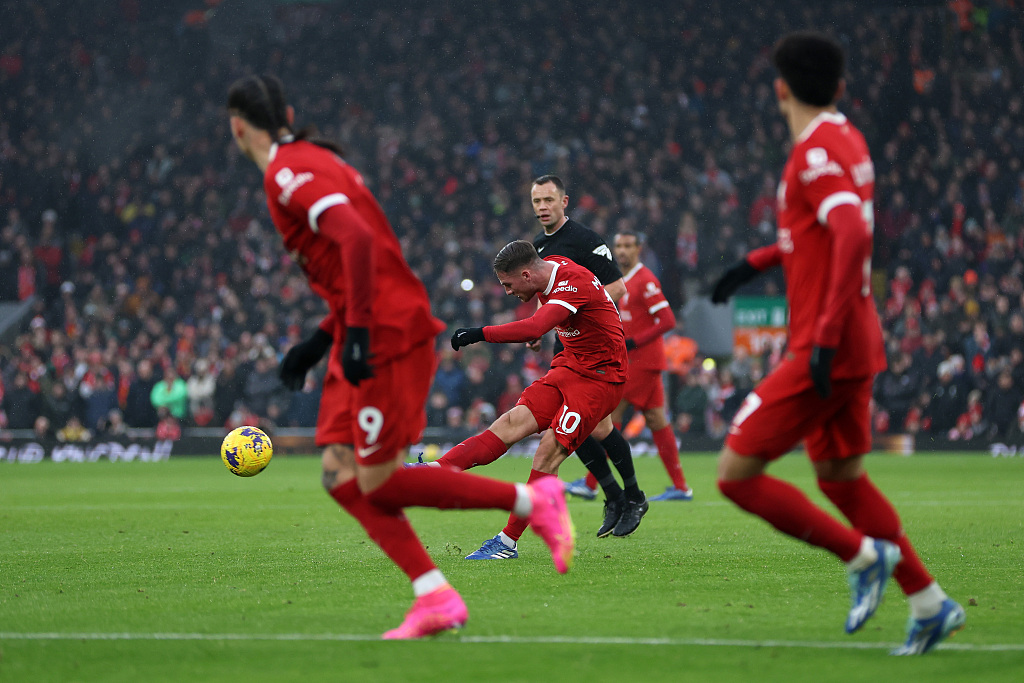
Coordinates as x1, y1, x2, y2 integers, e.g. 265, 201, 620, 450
0, 632, 1019, 652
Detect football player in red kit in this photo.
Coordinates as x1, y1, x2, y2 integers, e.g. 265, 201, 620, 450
710, 33, 963, 654
227, 74, 573, 640
436, 240, 636, 555
607, 230, 692, 501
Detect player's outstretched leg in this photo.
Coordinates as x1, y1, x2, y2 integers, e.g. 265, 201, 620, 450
845, 538, 902, 633
891, 598, 966, 655
528, 476, 575, 573
382, 585, 468, 640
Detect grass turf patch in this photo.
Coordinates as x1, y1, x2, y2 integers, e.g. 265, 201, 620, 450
1, 451, 1021, 682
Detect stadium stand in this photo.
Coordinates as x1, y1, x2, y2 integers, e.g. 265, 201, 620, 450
1, 0, 1022, 449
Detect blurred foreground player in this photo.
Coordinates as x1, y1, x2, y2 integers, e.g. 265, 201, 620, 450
227, 74, 573, 639
435, 240, 636, 554
710, 33, 963, 655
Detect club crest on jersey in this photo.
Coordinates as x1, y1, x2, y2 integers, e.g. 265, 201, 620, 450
274, 167, 314, 205
799, 147, 843, 185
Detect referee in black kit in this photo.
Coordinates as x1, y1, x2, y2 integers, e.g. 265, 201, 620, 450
529, 174, 648, 538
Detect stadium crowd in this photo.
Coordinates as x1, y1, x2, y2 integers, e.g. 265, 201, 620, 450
1, 0, 1023, 446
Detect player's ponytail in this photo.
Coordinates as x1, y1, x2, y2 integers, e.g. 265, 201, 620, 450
227, 74, 344, 156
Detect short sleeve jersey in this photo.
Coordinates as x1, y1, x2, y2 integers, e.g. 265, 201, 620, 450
538, 256, 628, 383
264, 140, 444, 359
777, 112, 886, 378
619, 263, 671, 371
532, 219, 622, 286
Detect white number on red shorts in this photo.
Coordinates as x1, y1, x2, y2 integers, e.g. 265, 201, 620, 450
731, 393, 762, 428
358, 406, 384, 445
558, 406, 582, 434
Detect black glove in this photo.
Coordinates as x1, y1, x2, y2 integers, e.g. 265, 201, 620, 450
625, 338, 637, 351
342, 326, 374, 386
711, 259, 759, 304
451, 327, 485, 351
279, 328, 332, 391
809, 346, 837, 399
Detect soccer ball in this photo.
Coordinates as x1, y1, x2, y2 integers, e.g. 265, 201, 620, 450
221, 426, 273, 477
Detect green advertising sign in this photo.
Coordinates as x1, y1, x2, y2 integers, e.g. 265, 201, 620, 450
732, 296, 788, 328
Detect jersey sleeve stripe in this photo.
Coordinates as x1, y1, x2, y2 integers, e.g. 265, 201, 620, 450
816, 191, 861, 225
546, 299, 578, 314
307, 193, 350, 232
648, 301, 670, 315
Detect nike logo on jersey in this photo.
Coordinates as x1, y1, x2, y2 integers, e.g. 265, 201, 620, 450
537, 246, 545, 253
357, 444, 382, 458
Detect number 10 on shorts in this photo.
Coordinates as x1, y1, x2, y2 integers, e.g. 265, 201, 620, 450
558, 405, 581, 435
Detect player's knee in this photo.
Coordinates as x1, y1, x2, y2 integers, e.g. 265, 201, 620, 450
321, 444, 356, 492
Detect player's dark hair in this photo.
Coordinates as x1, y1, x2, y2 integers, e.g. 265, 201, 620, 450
532, 174, 566, 194
227, 74, 344, 155
615, 230, 645, 247
493, 240, 542, 273
771, 31, 844, 107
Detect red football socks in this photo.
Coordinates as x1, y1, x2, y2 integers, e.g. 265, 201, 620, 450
818, 474, 934, 595
365, 466, 518, 512
718, 474, 863, 561
329, 479, 435, 581
652, 426, 687, 490
501, 469, 551, 542
435, 429, 508, 470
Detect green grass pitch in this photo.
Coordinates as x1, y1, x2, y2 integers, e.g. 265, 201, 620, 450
1, 451, 1021, 682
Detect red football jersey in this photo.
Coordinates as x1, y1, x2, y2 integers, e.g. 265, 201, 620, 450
758, 111, 886, 378
264, 140, 444, 360
539, 257, 628, 382
485, 256, 627, 382
619, 263, 671, 371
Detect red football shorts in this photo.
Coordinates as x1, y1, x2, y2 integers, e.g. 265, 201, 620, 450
516, 365, 624, 454
725, 354, 874, 462
316, 339, 436, 464
621, 367, 666, 412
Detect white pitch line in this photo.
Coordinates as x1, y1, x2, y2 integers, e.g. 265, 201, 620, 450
0, 632, 1019, 652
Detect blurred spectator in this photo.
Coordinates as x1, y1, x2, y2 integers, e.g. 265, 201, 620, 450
425, 391, 450, 428
674, 372, 708, 437
150, 365, 188, 420
186, 358, 216, 426
124, 358, 159, 428
926, 358, 970, 434
283, 374, 320, 428
155, 407, 182, 441
985, 371, 1023, 439
874, 353, 921, 432
57, 415, 91, 443
214, 358, 246, 425
101, 408, 128, 437
243, 352, 282, 418
79, 350, 117, 431
2, 372, 39, 429
32, 415, 53, 441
